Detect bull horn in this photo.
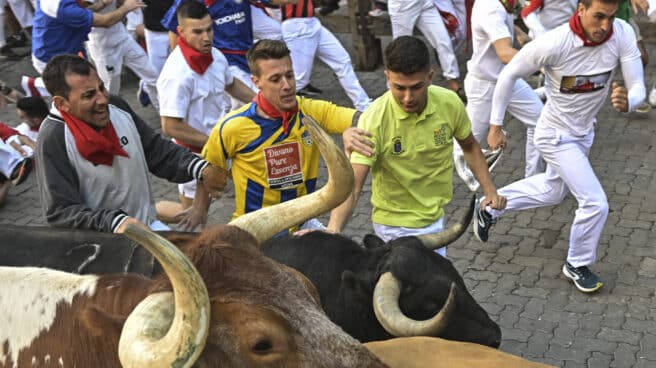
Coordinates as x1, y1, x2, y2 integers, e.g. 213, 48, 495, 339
372, 272, 456, 337
118, 224, 210, 368
416, 195, 475, 250
229, 115, 354, 245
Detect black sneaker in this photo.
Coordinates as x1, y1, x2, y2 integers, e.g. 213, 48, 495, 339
562, 262, 603, 293
297, 84, 323, 97
137, 80, 151, 107
318, 2, 339, 15
0, 45, 22, 61
5, 33, 27, 48
472, 198, 496, 242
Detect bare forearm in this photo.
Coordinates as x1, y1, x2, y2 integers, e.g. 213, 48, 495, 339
327, 164, 369, 232
93, 5, 130, 27
161, 117, 209, 148
226, 79, 256, 104
327, 190, 360, 233
465, 152, 495, 193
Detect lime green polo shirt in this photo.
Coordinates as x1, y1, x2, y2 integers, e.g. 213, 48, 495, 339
351, 85, 471, 228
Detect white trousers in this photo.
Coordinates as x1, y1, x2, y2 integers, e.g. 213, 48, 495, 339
87, 36, 159, 109
251, 4, 283, 41
6, 0, 33, 28
281, 17, 371, 111
388, 0, 459, 80
488, 125, 607, 267
374, 217, 447, 257
433, 0, 466, 51
144, 29, 170, 75
464, 74, 544, 177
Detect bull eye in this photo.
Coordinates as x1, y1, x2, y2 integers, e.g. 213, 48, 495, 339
252, 339, 273, 354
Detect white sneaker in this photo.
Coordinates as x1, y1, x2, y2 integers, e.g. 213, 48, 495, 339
649, 86, 656, 107
368, 7, 387, 17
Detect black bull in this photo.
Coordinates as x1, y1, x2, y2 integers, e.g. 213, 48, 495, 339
0, 204, 500, 347
262, 199, 502, 348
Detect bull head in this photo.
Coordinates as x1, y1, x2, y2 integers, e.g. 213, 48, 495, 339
370, 198, 474, 337
117, 116, 356, 367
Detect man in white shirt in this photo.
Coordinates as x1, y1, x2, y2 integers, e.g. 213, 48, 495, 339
87, 0, 160, 109
455, 0, 544, 191
474, 0, 646, 293
156, 1, 255, 223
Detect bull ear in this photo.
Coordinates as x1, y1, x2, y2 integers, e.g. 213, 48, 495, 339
362, 234, 385, 249
80, 305, 126, 339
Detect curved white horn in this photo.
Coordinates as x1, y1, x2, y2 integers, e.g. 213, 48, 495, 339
373, 272, 456, 337
229, 115, 354, 245
417, 196, 475, 250
118, 225, 210, 368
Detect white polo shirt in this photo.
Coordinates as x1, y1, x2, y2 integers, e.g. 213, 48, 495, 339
158, 47, 233, 138
492, 19, 641, 136
467, 0, 513, 82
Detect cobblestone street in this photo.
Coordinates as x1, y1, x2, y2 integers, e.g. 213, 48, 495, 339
2, 33, 656, 367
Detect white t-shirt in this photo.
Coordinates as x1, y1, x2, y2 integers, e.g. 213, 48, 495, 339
467, 0, 513, 81
88, 2, 130, 48
16, 122, 39, 142
492, 19, 641, 136
157, 47, 234, 139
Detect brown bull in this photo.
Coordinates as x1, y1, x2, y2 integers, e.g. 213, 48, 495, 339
0, 117, 386, 368
365, 337, 556, 368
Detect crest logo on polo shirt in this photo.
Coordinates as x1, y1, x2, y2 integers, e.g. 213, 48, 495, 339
560, 70, 611, 94
301, 130, 313, 146
392, 136, 404, 155
433, 124, 450, 146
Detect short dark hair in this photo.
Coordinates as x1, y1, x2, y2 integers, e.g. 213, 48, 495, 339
385, 36, 430, 74
579, 0, 620, 8
247, 39, 291, 76
384, 36, 430, 75
16, 97, 49, 120
42, 55, 96, 98
177, 0, 210, 23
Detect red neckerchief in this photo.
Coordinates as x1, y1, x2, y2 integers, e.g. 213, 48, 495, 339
0, 123, 18, 141
203, 0, 215, 7
29, 124, 41, 132
58, 109, 129, 166
498, 0, 515, 13
465, 0, 473, 52
569, 13, 613, 46
177, 34, 214, 75
253, 92, 298, 135
520, 0, 544, 18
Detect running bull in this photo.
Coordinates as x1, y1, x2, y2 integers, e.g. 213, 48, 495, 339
261, 198, 502, 348
0, 118, 386, 368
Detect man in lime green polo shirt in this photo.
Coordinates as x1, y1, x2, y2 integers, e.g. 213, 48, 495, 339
327, 36, 507, 256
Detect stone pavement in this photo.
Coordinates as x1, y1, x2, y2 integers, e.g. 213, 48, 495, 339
2, 34, 656, 368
